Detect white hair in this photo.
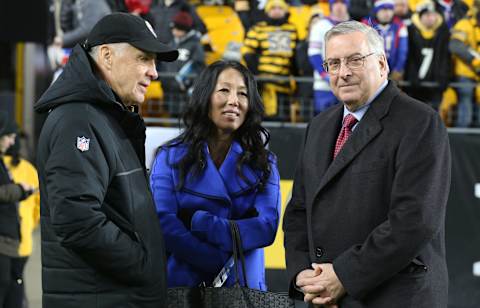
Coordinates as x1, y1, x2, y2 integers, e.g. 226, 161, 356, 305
88, 42, 129, 60
324, 20, 386, 57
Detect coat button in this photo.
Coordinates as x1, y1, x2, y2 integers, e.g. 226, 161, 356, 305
315, 247, 324, 258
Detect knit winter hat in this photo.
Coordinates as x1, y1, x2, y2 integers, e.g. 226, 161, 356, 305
416, 0, 436, 16
265, 0, 289, 13
171, 11, 194, 32
373, 0, 395, 14
0, 111, 17, 137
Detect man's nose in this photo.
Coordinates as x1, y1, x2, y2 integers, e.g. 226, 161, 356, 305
337, 61, 352, 77
148, 61, 158, 80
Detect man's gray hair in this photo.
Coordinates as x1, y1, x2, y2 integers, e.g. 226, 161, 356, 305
88, 42, 129, 60
324, 20, 386, 57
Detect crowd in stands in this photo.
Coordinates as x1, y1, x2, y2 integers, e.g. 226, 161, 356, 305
47, 0, 480, 127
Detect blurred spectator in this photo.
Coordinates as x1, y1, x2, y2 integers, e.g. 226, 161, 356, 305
48, 0, 111, 72
308, 0, 350, 114
242, 0, 298, 120
449, 0, 480, 127
295, 10, 323, 119
437, 0, 469, 28
150, 0, 207, 44
405, 0, 451, 109
54, 0, 111, 48
363, 0, 408, 82
349, 0, 374, 20
159, 9, 206, 114
0, 112, 34, 308
234, 0, 268, 32
3, 138, 40, 308
394, 0, 412, 25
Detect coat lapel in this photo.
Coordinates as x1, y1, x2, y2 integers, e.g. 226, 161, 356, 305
219, 142, 260, 196
314, 82, 398, 198
182, 141, 258, 202
308, 104, 344, 192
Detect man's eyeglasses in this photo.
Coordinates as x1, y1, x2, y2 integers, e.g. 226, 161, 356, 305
322, 53, 376, 74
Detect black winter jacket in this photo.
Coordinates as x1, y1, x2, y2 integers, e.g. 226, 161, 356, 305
0, 159, 23, 243
35, 45, 167, 308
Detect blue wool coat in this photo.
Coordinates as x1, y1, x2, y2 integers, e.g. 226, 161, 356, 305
150, 141, 281, 290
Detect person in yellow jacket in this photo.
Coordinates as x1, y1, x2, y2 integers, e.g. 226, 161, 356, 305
3, 139, 39, 308
242, 0, 298, 120
449, 0, 480, 127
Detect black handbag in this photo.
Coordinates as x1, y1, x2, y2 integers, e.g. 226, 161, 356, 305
167, 221, 295, 308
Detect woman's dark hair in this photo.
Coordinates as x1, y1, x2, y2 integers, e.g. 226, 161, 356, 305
167, 60, 272, 190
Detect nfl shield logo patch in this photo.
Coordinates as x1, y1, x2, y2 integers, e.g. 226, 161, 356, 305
76, 136, 90, 152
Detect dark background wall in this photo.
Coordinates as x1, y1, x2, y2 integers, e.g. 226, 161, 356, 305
0, 0, 51, 44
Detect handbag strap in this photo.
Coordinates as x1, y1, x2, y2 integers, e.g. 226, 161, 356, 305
229, 221, 240, 285
229, 220, 249, 288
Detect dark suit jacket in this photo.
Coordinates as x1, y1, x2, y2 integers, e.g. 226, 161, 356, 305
283, 81, 451, 307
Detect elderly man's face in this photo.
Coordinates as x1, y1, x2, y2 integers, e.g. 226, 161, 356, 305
107, 44, 158, 106
326, 31, 388, 111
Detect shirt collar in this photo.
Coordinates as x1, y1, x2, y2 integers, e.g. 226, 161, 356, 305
342, 80, 388, 122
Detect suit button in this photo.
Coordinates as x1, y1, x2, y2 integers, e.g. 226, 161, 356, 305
315, 247, 324, 258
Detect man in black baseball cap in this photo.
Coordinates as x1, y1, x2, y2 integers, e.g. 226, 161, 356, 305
83, 12, 178, 61
34, 13, 178, 308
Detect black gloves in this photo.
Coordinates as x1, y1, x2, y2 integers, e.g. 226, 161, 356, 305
177, 208, 196, 230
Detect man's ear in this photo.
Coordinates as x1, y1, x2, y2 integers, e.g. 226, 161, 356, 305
99, 45, 113, 70
379, 54, 389, 76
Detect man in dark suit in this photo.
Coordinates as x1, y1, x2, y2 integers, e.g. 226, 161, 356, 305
283, 20, 450, 307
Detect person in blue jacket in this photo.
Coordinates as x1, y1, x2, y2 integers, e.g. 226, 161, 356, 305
150, 60, 281, 291
362, 0, 408, 82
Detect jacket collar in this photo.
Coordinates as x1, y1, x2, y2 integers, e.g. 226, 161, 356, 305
313, 81, 398, 198
176, 141, 260, 202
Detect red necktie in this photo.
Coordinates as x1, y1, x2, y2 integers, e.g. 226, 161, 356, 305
333, 114, 358, 159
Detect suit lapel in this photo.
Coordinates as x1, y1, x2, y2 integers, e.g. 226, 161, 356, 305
313, 81, 398, 198
309, 104, 343, 192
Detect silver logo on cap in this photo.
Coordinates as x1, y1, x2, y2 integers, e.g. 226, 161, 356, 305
145, 20, 157, 38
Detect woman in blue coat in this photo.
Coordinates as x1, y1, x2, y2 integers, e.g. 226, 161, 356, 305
150, 61, 281, 291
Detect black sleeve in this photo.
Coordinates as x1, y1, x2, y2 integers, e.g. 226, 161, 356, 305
0, 183, 26, 203
243, 53, 259, 75
449, 38, 475, 64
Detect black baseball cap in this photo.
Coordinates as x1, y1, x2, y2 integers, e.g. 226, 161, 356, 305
83, 13, 179, 62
